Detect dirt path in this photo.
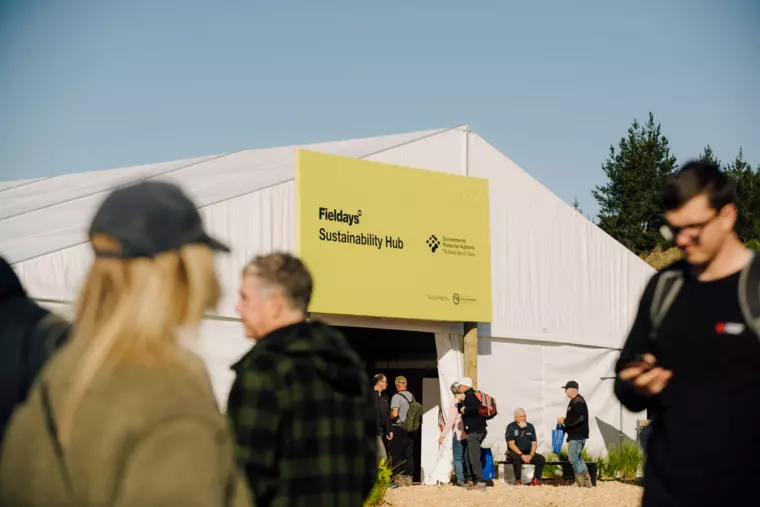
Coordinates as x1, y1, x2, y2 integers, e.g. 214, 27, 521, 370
385, 481, 642, 506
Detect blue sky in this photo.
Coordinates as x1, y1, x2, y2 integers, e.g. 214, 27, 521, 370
1, 0, 758, 218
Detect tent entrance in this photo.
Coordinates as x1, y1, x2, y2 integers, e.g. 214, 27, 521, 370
339, 326, 438, 484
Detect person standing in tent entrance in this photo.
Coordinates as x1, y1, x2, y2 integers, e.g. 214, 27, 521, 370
557, 380, 591, 488
0, 181, 252, 506
439, 381, 470, 486
228, 252, 377, 506
373, 373, 393, 462
389, 376, 419, 486
457, 377, 488, 491
615, 160, 760, 507
0, 256, 71, 450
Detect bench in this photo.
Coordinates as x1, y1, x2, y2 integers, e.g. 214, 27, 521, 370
494, 458, 597, 487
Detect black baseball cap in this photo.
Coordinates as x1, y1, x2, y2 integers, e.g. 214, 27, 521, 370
562, 381, 579, 390
89, 180, 230, 258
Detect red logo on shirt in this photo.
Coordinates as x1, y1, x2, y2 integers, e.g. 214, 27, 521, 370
715, 322, 726, 334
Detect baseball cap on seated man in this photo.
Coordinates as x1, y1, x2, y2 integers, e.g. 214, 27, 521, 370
562, 381, 579, 390
89, 181, 230, 258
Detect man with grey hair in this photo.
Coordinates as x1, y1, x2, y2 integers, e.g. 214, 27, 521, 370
227, 252, 377, 507
505, 408, 545, 486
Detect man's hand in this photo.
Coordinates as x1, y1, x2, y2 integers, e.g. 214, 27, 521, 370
521, 454, 532, 464
387, 432, 394, 441
557, 417, 565, 425
438, 436, 445, 445
618, 353, 673, 396
460, 406, 465, 414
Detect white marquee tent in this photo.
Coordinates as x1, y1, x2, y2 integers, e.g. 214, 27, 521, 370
0, 125, 654, 483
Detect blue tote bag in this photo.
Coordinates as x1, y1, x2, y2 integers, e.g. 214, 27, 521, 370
551, 424, 565, 454
480, 448, 495, 481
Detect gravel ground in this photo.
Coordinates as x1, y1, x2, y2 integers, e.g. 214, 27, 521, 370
385, 481, 642, 507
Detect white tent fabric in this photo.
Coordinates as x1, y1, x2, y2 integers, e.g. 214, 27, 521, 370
2, 125, 655, 466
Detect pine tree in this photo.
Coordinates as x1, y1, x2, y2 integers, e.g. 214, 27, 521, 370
723, 149, 760, 244
592, 113, 678, 254
698, 145, 721, 167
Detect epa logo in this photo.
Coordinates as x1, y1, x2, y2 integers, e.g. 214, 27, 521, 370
426, 235, 440, 253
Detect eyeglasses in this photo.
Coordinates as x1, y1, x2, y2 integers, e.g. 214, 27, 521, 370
660, 214, 720, 243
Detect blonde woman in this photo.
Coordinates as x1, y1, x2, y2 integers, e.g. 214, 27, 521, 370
438, 382, 470, 486
0, 181, 252, 506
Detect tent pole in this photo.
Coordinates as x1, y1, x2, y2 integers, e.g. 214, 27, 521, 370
464, 322, 478, 389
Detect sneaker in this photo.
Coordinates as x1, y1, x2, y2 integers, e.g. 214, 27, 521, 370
485, 480, 495, 488
582, 472, 593, 488
466, 482, 487, 491
530, 478, 540, 486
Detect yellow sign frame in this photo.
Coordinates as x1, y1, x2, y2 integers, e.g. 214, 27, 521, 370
295, 149, 492, 322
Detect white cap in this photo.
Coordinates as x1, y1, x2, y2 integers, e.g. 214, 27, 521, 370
459, 377, 473, 387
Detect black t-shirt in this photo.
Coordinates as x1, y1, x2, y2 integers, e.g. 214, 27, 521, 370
505, 421, 537, 454
615, 266, 760, 506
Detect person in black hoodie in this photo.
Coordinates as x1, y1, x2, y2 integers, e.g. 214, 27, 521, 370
0, 255, 71, 446
457, 377, 487, 491
557, 380, 591, 488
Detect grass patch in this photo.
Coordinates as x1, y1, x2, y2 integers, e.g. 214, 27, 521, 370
364, 458, 397, 507
605, 441, 644, 481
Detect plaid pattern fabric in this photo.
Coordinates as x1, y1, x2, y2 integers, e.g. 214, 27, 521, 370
227, 321, 377, 507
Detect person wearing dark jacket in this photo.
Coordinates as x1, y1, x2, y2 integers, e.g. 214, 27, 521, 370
0, 255, 70, 447
228, 252, 377, 507
457, 377, 487, 491
373, 373, 392, 461
616, 162, 760, 507
558, 380, 591, 488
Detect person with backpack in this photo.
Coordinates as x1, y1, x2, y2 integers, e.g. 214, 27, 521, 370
615, 160, 760, 507
0, 255, 71, 449
389, 376, 422, 485
457, 377, 488, 491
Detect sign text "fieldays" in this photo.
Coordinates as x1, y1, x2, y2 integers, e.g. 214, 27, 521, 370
317, 207, 404, 250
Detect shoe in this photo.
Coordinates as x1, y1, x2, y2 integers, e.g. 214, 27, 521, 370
582, 472, 593, 488
574, 474, 585, 487
485, 480, 495, 488
514, 479, 521, 486
466, 482, 487, 491
388, 483, 400, 489
530, 478, 540, 486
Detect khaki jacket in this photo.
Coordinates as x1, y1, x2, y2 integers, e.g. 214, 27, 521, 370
0, 341, 253, 507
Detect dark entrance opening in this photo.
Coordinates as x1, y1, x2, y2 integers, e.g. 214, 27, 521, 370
339, 326, 437, 484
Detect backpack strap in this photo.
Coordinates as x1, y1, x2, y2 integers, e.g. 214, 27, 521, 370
649, 268, 685, 340
738, 252, 760, 340
40, 381, 75, 500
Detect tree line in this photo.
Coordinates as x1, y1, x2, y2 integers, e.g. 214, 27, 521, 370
588, 112, 760, 265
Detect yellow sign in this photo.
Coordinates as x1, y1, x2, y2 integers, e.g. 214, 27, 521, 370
296, 149, 492, 322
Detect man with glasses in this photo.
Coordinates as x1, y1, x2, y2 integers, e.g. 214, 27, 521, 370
372, 374, 392, 462
615, 160, 760, 507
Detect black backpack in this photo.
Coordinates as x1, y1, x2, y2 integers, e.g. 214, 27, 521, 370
649, 252, 760, 340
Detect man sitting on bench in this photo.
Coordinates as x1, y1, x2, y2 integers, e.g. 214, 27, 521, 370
505, 408, 545, 486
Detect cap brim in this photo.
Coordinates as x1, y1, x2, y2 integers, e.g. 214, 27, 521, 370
205, 235, 230, 253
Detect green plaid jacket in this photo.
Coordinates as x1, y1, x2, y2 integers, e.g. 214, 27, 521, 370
227, 321, 377, 507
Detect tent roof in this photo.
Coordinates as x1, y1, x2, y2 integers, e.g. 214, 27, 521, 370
0, 127, 452, 264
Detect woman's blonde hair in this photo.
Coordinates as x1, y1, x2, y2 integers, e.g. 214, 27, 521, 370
58, 234, 220, 446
